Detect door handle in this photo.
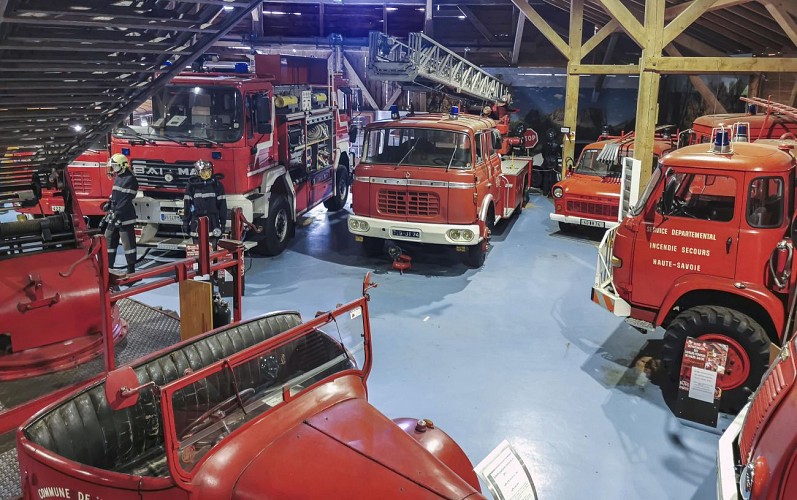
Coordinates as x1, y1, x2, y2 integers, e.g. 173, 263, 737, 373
726, 237, 732, 253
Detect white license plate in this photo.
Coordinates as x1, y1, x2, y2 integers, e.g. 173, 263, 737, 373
391, 229, 420, 239
160, 213, 182, 223
580, 219, 605, 228
51, 205, 64, 213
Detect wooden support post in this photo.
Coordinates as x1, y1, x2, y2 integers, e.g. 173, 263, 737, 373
424, 0, 433, 37
179, 280, 213, 341
662, 0, 718, 46
563, 0, 583, 176
634, 0, 665, 191
385, 87, 402, 109
343, 52, 379, 110
511, 0, 570, 58
763, 0, 797, 48
596, 0, 646, 47
319, 3, 325, 38
512, 10, 526, 65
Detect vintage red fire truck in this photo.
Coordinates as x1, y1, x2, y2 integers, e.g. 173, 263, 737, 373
591, 129, 797, 414
17, 276, 486, 499
717, 333, 797, 500
348, 107, 530, 268
550, 131, 677, 232
111, 54, 353, 255
687, 97, 797, 145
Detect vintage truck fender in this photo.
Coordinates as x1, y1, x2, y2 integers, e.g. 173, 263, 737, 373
654, 274, 785, 339
478, 195, 494, 226
259, 165, 297, 220
392, 417, 481, 492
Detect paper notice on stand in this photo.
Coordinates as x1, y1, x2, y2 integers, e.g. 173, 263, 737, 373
475, 440, 537, 500
688, 367, 718, 403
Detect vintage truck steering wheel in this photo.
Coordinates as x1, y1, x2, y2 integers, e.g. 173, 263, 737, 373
180, 387, 255, 440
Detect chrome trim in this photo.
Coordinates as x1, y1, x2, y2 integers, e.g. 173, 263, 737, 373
354, 176, 475, 189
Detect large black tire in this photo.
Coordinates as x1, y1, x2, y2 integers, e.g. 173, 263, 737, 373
661, 305, 770, 414
361, 236, 384, 257
252, 195, 293, 256
323, 167, 349, 212
463, 240, 486, 268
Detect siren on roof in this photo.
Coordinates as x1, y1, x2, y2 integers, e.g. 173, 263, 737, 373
709, 126, 733, 154
390, 104, 400, 120
732, 122, 749, 143
449, 105, 459, 120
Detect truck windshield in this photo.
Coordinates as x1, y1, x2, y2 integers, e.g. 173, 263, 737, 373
113, 85, 243, 143
165, 304, 367, 474
576, 149, 622, 176
630, 165, 662, 216
362, 127, 472, 168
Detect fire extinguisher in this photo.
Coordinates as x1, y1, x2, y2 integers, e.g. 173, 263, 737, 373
769, 239, 793, 290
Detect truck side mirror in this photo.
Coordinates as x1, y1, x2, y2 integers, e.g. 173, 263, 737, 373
661, 176, 678, 214
254, 95, 272, 135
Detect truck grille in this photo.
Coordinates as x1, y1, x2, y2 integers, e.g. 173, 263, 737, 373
567, 199, 618, 218
132, 159, 195, 190
738, 348, 796, 462
70, 171, 92, 194
378, 189, 440, 217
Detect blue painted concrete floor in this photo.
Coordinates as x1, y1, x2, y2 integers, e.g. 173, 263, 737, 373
131, 195, 726, 499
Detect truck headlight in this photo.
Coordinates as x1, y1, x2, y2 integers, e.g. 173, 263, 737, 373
349, 219, 369, 232
552, 186, 563, 198
740, 457, 767, 500
447, 229, 474, 242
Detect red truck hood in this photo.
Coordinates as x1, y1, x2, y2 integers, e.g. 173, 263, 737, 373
232, 398, 482, 499
561, 173, 620, 199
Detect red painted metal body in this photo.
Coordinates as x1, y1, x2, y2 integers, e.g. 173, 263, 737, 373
550, 132, 676, 229
348, 113, 530, 264
111, 55, 352, 251
17, 286, 485, 499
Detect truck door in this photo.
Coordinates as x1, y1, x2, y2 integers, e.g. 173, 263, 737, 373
474, 132, 491, 220
484, 130, 503, 211
631, 168, 741, 307
307, 119, 334, 209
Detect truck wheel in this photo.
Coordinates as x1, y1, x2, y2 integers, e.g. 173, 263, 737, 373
253, 195, 293, 256
661, 305, 770, 414
361, 236, 384, 257
464, 240, 486, 268
323, 168, 349, 212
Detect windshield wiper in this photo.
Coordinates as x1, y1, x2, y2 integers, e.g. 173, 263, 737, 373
149, 132, 189, 147
115, 126, 155, 145
397, 138, 420, 168
445, 143, 459, 172
169, 134, 220, 147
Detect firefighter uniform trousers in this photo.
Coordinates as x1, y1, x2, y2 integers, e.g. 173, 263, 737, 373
183, 175, 227, 240
105, 170, 139, 273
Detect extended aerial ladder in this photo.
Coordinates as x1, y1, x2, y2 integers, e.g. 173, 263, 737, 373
367, 31, 510, 105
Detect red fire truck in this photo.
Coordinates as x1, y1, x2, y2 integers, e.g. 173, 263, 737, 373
17, 144, 110, 227
112, 55, 353, 255
591, 126, 797, 414
17, 277, 486, 499
550, 131, 677, 232
348, 107, 530, 268
717, 333, 797, 500
687, 97, 797, 145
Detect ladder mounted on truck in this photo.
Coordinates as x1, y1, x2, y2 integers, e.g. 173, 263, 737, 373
367, 31, 509, 104
741, 96, 797, 121
0, 0, 264, 211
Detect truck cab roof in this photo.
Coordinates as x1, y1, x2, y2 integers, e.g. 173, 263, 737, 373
368, 113, 497, 134
663, 140, 796, 173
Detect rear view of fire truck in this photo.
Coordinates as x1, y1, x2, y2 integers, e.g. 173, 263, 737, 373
592, 105, 797, 414
120, 55, 352, 255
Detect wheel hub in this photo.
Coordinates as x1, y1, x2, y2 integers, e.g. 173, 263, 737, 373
697, 333, 751, 391
274, 210, 288, 241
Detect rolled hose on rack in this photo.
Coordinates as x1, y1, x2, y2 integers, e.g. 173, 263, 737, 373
0, 213, 69, 238
307, 123, 329, 142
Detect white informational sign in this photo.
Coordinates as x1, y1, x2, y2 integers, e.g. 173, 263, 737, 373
688, 367, 718, 404
475, 440, 537, 500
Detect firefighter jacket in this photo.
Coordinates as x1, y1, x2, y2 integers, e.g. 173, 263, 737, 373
183, 175, 227, 230
108, 170, 139, 225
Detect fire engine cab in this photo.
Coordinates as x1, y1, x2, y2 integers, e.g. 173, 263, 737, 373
347, 107, 530, 268
592, 124, 797, 414
112, 55, 353, 255
550, 130, 676, 231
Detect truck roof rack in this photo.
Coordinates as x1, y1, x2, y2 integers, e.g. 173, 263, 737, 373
740, 96, 797, 122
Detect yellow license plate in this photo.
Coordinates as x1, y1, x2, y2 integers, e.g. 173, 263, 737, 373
455, 246, 467, 253
354, 236, 364, 242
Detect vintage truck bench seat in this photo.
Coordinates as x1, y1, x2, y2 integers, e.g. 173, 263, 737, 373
24, 311, 302, 477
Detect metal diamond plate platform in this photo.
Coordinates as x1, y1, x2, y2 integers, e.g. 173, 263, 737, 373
0, 299, 181, 498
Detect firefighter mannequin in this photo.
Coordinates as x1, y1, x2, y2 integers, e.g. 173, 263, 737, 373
183, 159, 227, 241
104, 153, 139, 274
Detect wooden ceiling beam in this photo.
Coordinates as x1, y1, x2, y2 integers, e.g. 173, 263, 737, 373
762, 0, 797, 48
511, 9, 526, 65
664, 0, 754, 20
510, 0, 570, 57
459, 6, 496, 42
581, 19, 619, 59
595, 0, 646, 47
662, 0, 718, 46
664, 44, 727, 112
651, 56, 797, 73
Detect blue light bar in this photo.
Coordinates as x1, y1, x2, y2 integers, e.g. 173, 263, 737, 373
390, 104, 400, 120
234, 62, 249, 73
122, 148, 130, 156
212, 151, 222, 160
450, 105, 459, 119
